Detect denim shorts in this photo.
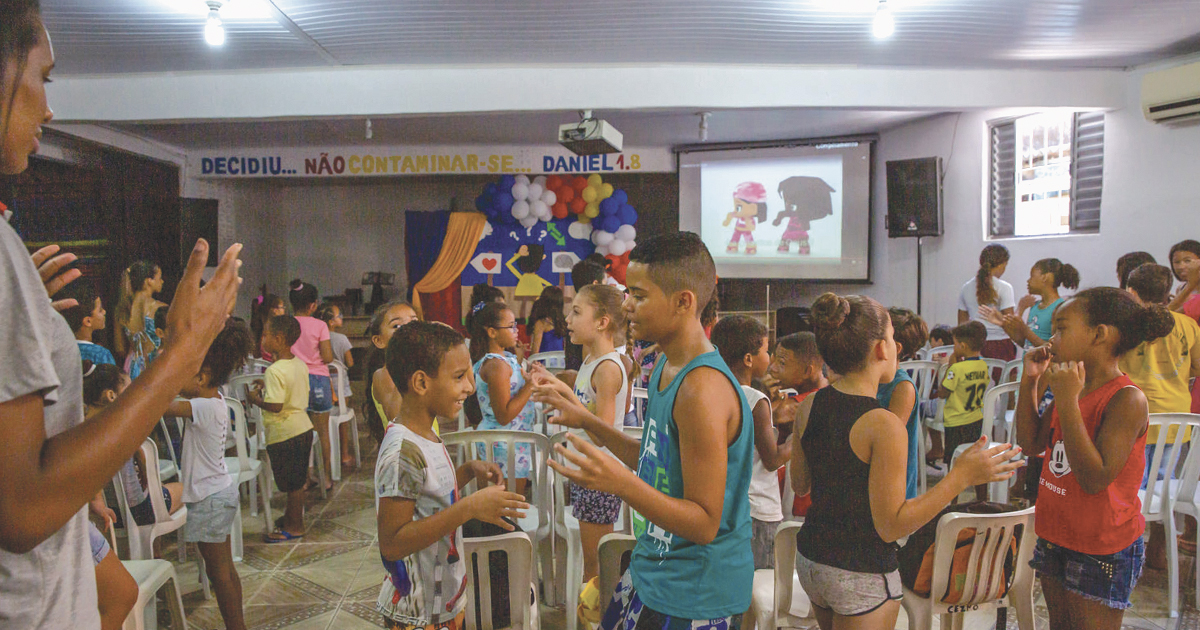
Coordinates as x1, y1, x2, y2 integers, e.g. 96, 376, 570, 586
88, 521, 111, 566
1030, 537, 1144, 609
308, 374, 333, 413
184, 483, 240, 544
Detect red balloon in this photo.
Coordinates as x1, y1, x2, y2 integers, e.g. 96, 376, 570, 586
569, 198, 587, 214
557, 186, 575, 203
546, 175, 562, 191
572, 176, 589, 193
552, 202, 569, 219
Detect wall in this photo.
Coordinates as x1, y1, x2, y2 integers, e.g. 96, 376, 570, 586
767, 68, 1200, 329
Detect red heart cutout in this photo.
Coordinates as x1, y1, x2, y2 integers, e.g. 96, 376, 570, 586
482, 258, 497, 271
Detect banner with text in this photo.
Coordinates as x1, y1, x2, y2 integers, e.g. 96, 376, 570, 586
190, 145, 675, 178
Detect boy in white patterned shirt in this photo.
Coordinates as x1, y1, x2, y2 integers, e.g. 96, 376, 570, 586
375, 321, 528, 630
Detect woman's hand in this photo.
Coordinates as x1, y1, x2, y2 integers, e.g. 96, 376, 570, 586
163, 240, 242, 359
1045, 361, 1086, 401
1017, 294, 1039, 313
31, 244, 81, 312
548, 433, 632, 495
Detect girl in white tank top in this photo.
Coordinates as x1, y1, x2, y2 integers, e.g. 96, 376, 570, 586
563, 284, 630, 623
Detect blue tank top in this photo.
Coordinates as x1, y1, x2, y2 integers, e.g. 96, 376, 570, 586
629, 349, 754, 619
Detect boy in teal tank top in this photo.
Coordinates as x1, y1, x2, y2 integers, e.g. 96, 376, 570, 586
535, 232, 755, 628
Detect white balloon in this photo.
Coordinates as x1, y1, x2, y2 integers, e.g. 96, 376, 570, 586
615, 224, 637, 242
568, 221, 593, 240
511, 200, 530, 219
531, 200, 549, 219
533, 175, 547, 187
520, 215, 539, 228
515, 174, 531, 187
541, 190, 557, 206
609, 239, 628, 257
511, 183, 529, 202
625, 239, 635, 252
594, 243, 610, 257
593, 230, 615, 247
526, 183, 543, 201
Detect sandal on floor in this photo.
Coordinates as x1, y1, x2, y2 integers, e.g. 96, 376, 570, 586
264, 528, 303, 543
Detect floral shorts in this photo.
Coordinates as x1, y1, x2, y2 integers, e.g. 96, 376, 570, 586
569, 483, 622, 525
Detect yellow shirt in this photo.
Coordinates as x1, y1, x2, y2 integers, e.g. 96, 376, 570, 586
1120, 311, 1200, 442
262, 357, 314, 445
941, 357, 990, 428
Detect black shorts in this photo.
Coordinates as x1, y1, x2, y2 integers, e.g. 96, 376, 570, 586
944, 420, 983, 462
268, 431, 313, 493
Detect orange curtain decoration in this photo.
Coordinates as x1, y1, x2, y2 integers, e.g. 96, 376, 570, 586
411, 212, 487, 320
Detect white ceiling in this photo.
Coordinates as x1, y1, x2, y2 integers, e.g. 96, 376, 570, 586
42, 0, 1200, 76
106, 108, 935, 148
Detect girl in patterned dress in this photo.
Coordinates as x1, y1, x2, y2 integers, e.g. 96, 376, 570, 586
469, 302, 538, 494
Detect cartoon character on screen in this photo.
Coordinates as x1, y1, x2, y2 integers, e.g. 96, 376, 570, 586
507, 243, 551, 318
722, 181, 768, 255
774, 176, 836, 255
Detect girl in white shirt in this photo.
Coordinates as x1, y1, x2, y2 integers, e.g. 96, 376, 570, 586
957, 243, 1018, 360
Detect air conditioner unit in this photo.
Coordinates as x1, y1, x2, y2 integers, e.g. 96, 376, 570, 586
1142, 60, 1200, 127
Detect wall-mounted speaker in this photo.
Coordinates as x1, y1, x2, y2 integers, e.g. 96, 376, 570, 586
886, 157, 942, 238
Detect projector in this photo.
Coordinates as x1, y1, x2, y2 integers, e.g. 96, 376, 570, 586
558, 119, 624, 155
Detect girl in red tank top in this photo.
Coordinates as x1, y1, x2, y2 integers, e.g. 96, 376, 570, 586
1015, 287, 1175, 629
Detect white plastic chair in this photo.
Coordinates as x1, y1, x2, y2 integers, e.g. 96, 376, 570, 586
224, 398, 274, 562
921, 345, 955, 363
101, 520, 189, 630
112, 439, 188, 562
1000, 359, 1023, 384
549, 429, 593, 629
327, 360, 361, 480
747, 521, 811, 630
1139, 414, 1198, 619
226, 373, 273, 510
900, 360, 941, 494
1169, 414, 1200, 611
948, 383, 1021, 503
526, 351, 566, 373
597, 533, 637, 611
901, 507, 1037, 630
464, 531, 539, 630
982, 358, 1008, 387
157, 417, 181, 480
442, 430, 553, 603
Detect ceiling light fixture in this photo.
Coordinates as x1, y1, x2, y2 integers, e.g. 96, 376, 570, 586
698, 112, 711, 142
873, 0, 895, 39
204, 1, 225, 46
365, 119, 373, 140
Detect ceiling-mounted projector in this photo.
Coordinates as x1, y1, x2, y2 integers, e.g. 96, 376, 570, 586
558, 111, 623, 155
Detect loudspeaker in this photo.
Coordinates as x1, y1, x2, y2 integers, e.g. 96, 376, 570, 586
776, 307, 812, 339
886, 157, 942, 238
180, 198, 219, 266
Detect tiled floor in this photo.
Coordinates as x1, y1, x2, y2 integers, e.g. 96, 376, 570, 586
141, 438, 1193, 630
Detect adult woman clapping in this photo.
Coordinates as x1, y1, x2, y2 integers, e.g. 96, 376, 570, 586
958, 243, 1018, 360
0, 8, 242, 626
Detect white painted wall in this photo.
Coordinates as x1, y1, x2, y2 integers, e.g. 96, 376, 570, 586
764, 68, 1200, 329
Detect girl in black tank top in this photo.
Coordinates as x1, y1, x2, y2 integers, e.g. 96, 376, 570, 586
791, 293, 1022, 628
796, 386, 898, 573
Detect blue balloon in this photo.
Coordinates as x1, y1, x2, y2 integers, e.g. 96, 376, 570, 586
476, 194, 495, 213
601, 215, 621, 234
494, 192, 515, 212
599, 198, 618, 216
485, 183, 498, 196
618, 204, 637, 225
499, 175, 516, 191
612, 189, 628, 204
